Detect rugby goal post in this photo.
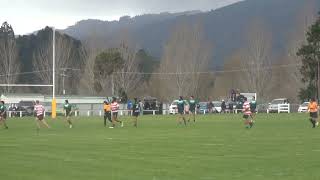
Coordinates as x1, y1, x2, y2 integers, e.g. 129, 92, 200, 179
0, 27, 57, 118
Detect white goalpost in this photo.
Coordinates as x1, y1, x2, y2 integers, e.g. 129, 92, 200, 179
0, 27, 57, 118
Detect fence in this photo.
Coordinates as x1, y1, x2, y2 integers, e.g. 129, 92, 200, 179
277, 104, 290, 113
266, 104, 291, 114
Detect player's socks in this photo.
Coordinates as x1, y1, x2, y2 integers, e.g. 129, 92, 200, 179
309, 118, 313, 124
250, 122, 254, 128
311, 119, 316, 128
183, 118, 187, 126
121, 121, 124, 127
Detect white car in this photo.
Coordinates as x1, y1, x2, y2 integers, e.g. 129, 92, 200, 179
169, 100, 179, 114
298, 102, 309, 113
267, 98, 289, 113
212, 101, 222, 113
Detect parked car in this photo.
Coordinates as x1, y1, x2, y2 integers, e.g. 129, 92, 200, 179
298, 102, 309, 113
16, 101, 35, 116
212, 101, 222, 113
169, 100, 179, 114
198, 102, 208, 114
267, 98, 289, 113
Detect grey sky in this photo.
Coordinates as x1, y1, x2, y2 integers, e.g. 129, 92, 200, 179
0, 0, 242, 35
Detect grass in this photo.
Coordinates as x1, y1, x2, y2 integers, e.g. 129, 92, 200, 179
0, 113, 320, 180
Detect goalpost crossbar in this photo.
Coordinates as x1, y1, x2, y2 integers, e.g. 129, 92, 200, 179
0, 84, 53, 87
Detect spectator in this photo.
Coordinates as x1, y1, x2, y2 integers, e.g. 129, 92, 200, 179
231, 89, 236, 102
208, 101, 214, 113
12, 104, 18, 117
221, 100, 227, 113
139, 100, 144, 115
229, 102, 234, 112
127, 100, 133, 116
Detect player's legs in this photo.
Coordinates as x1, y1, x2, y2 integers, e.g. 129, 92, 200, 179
187, 111, 193, 122
103, 112, 107, 127
0, 116, 8, 129
248, 115, 254, 128
251, 109, 256, 119
177, 113, 182, 124
2, 117, 8, 129
309, 117, 315, 128
179, 113, 186, 126
133, 115, 138, 127
191, 110, 196, 122
114, 113, 123, 127
66, 115, 73, 128
111, 115, 116, 128
243, 115, 250, 129
111, 113, 123, 128
38, 115, 50, 128
309, 113, 316, 128
314, 112, 319, 127
41, 119, 50, 128
107, 112, 112, 123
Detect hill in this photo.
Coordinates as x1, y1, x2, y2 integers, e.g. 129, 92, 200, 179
63, 0, 320, 68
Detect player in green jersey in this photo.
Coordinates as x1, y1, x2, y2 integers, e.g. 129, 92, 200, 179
63, 100, 73, 128
188, 96, 197, 123
0, 101, 8, 129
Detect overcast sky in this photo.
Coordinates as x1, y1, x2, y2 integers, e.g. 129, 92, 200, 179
0, 0, 242, 35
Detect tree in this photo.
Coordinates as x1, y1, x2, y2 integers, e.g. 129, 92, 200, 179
32, 28, 53, 87
79, 45, 101, 95
114, 42, 142, 97
79, 32, 106, 96
93, 49, 124, 95
0, 22, 20, 93
283, 1, 317, 102
158, 20, 212, 100
32, 27, 85, 94
239, 19, 273, 101
297, 12, 320, 101
213, 51, 243, 98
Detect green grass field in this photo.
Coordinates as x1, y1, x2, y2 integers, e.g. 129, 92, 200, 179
0, 113, 320, 180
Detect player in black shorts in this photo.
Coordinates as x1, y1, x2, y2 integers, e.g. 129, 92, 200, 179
132, 98, 141, 128
63, 100, 73, 128
0, 101, 8, 129
103, 101, 112, 127
177, 96, 187, 126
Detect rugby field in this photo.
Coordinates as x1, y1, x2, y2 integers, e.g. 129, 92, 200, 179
0, 113, 319, 180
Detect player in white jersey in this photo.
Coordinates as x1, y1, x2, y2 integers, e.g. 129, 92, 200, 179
34, 100, 50, 130
110, 97, 123, 128
242, 97, 254, 129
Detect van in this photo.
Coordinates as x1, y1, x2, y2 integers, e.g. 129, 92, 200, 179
267, 98, 289, 113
